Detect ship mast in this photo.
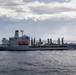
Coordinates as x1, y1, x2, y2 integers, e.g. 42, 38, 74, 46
21, 30, 24, 36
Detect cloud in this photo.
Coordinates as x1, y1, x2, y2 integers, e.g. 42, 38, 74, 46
0, 0, 76, 21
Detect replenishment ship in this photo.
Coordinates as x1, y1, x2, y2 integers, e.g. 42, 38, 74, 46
0, 30, 76, 51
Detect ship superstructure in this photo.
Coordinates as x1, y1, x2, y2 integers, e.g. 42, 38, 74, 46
1, 30, 30, 50
0, 30, 76, 51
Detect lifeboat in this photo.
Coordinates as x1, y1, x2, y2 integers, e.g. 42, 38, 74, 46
19, 42, 29, 45
24, 42, 29, 45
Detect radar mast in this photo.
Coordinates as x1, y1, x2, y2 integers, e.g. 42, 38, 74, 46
21, 30, 24, 36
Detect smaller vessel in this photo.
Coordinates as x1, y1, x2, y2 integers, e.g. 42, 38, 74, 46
0, 30, 76, 51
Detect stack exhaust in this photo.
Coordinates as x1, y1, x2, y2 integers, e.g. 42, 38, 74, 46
14, 30, 19, 38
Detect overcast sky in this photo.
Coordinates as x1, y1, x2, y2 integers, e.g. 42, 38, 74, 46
0, 0, 76, 40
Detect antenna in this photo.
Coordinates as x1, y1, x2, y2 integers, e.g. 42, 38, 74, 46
21, 30, 24, 36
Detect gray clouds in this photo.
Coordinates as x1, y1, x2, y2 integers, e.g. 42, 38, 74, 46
0, 0, 76, 21
0, 0, 76, 40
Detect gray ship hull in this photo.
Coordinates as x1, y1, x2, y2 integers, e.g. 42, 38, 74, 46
0, 46, 70, 51
0, 44, 76, 51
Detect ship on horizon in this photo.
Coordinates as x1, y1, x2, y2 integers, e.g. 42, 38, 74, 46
0, 30, 76, 51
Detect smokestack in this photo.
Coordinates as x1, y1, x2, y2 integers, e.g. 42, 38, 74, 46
14, 30, 19, 38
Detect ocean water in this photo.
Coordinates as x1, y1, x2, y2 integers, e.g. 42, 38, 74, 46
0, 50, 76, 75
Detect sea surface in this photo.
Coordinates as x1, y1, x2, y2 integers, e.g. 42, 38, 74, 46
0, 50, 76, 75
